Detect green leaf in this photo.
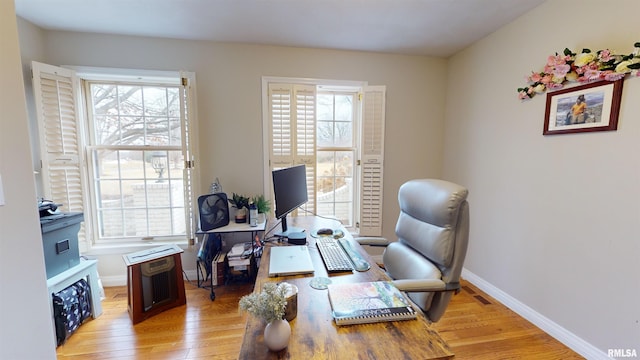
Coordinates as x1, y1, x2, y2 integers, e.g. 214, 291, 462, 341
634, 42, 640, 48
582, 48, 591, 54
563, 48, 573, 56
627, 63, 640, 69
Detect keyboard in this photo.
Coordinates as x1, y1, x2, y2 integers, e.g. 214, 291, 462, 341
316, 237, 371, 272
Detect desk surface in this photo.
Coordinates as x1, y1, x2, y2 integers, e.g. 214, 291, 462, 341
238, 216, 453, 359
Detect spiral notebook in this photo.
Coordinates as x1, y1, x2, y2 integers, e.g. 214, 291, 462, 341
327, 281, 417, 326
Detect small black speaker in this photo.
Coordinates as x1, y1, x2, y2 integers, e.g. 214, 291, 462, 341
287, 232, 307, 245
198, 193, 230, 231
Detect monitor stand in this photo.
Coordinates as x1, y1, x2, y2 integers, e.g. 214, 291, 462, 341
274, 215, 305, 240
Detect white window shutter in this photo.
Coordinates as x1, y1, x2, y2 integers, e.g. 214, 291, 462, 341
269, 83, 294, 168
359, 86, 386, 236
32, 61, 87, 248
268, 83, 317, 215
293, 85, 317, 215
180, 72, 197, 242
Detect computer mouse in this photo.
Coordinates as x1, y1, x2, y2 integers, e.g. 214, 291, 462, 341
317, 228, 333, 236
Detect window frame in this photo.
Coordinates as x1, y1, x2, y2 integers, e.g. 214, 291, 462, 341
261, 77, 384, 235
32, 63, 199, 252
83, 80, 188, 245
316, 90, 359, 228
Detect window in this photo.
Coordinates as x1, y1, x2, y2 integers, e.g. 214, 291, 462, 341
316, 92, 356, 227
32, 62, 198, 249
86, 82, 187, 241
263, 78, 385, 236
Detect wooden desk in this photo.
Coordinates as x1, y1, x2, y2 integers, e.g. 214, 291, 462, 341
239, 216, 453, 359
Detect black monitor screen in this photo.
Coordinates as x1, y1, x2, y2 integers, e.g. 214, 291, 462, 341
272, 164, 308, 236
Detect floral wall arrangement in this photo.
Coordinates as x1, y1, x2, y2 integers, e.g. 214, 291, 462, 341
518, 42, 640, 100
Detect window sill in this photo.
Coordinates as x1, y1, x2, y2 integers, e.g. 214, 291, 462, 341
83, 241, 189, 256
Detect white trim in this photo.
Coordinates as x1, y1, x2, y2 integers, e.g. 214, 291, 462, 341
461, 268, 611, 360
64, 65, 182, 84
83, 241, 189, 256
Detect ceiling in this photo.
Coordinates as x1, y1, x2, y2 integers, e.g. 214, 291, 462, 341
14, 0, 545, 57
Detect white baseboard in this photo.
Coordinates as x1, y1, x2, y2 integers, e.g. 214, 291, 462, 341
99, 269, 199, 288
461, 268, 611, 360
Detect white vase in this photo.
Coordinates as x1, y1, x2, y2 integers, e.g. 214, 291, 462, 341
263, 319, 291, 352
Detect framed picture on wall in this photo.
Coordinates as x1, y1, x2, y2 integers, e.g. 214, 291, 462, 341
543, 79, 623, 135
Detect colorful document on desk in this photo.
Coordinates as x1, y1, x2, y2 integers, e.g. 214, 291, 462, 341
327, 281, 417, 325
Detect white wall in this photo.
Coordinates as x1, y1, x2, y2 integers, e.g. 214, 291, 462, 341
1, 1, 57, 359
444, 0, 640, 355
16, 22, 448, 282
12, 1, 639, 356
16, 17, 46, 199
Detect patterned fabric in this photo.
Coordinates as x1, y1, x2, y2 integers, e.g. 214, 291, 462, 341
53, 279, 91, 346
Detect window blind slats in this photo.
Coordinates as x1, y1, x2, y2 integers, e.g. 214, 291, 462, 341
359, 86, 386, 236
32, 61, 87, 250
269, 83, 317, 215
179, 74, 196, 241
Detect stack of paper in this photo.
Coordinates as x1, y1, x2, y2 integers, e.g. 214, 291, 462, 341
228, 243, 251, 259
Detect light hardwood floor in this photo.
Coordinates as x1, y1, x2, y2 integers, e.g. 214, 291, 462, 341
56, 279, 584, 359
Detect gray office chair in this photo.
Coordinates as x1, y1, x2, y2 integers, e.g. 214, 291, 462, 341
357, 179, 470, 323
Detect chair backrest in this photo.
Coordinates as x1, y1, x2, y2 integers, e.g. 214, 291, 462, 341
384, 179, 469, 322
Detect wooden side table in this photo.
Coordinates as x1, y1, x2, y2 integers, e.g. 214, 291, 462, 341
123, 244, 186, 324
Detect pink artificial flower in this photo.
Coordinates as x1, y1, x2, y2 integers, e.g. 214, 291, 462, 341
541, 74, 553, 84
547, 54, 567, 66
547, 83, 564, 90
604, 72, 626, 81
584, 69, 601, 80
518, 91, 529, 100
553, 64, 571, 78
598, 49, 613, 62
529, 72, 543, 83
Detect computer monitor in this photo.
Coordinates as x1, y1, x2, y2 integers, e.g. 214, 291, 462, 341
272, 164, 308, 238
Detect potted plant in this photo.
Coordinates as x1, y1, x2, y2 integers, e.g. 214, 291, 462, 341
229, 193, 250, 223
251, 194, 271, 223
239, 282, 290, 351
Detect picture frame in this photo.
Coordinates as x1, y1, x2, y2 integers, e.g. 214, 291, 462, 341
543, 79, 623, 135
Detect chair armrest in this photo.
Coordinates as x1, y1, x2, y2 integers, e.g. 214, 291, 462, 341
354, 237, 391, 247
392, 279, 461, 293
